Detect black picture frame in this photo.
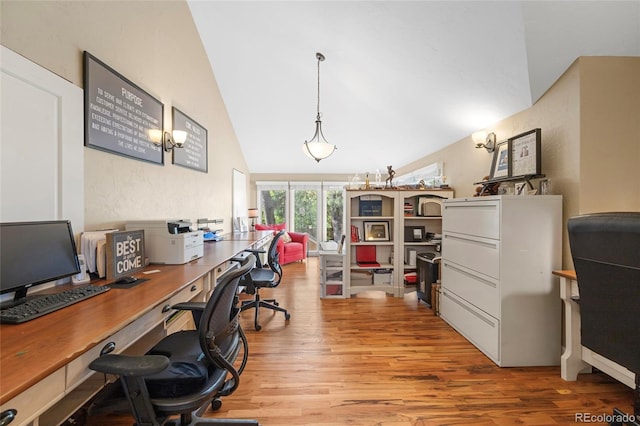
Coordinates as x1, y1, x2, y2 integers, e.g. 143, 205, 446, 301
172, 107, 208, 173
84, 51, 164, 164
510, 128, 541, 178
404, 226, 424, 242
490, 140, 510, 179
363, 221, 390, 241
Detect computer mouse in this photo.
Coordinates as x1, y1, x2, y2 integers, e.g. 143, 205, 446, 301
115, 276, 137, 284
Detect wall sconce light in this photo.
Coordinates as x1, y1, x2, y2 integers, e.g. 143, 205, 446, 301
473, 131, 496, 153
247, 208, 259, 231
149, 129, 188, 152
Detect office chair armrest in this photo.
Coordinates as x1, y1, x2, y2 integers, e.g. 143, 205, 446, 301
172, 301, 206, 325
244, 248, 266, 268
172, 301, 206, 312
89, 354, 169, 377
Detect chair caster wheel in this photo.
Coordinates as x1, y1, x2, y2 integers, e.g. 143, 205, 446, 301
274, 301, 279, 306
285, 313, 291, 320
211, 398, 222, 411
255, 324, 262, 331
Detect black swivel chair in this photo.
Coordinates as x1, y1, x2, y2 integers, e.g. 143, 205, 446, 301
241, 230, 291, 331
88, 256, 259, 426
568, 212, 640, 425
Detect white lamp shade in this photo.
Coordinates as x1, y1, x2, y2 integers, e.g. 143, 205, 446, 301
472, 130, 487, 145
148, 128, 163, 144
172, 130, 188, 145
303, 141, 336, 161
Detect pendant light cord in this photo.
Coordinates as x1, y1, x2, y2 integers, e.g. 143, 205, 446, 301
316, 52, 324, 120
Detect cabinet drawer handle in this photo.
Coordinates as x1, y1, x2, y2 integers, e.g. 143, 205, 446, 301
100, 341, 116, 356
190, 285, 197, 292
162, 304, 172, 313
444, 233, 497, 249
0, 409, 17, 425
443, 290, 496, 327
443, 262, 496, 289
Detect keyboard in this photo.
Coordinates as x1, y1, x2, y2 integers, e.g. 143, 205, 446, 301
0, 284, 110, 324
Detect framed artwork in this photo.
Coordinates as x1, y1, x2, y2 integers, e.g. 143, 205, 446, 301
490, 140, 510, 179
172, 107, 208, 173
364, 221, 390, 241
84, 51, 164, 164
510, 128, 541, 178
404, 226, 424, 242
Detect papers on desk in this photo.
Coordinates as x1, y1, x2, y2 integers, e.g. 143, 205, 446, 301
203, 231, 223, 242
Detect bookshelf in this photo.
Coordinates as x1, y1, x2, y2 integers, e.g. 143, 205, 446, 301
345, 188, 454, 297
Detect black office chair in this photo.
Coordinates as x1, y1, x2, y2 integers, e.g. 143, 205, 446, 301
88, 255, 259, 426
568, 212, 640, 425
241, 230, 291, 331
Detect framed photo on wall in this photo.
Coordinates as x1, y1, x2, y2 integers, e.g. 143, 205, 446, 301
364, 221, 390, 241
510, 128, 541, 178
490, 140, 510, 179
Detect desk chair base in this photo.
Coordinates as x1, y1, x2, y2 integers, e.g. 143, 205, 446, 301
241, 295, 290, 331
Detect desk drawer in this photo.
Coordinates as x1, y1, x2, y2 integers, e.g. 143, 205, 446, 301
440, 288, 499, 363
442, 232, 499, 279
1, 368, 65, 426
441, 260, 499, 318
443, 199, 500, 239
66, 278, 203, 390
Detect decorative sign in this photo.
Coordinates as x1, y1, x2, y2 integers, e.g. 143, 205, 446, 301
84, 51, 164, 164
106, 229, 145, 280
510, 128, 541, 178
172, 107, 208, 172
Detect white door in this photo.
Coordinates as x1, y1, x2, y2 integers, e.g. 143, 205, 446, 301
0, 46, 84, 230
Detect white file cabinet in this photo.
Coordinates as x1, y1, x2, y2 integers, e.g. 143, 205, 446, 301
440, 195, 562, 366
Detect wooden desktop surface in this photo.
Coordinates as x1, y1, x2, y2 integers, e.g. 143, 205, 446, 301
0, 233, 270, 406
0, 264, 211, 405
552, 269, 577, 280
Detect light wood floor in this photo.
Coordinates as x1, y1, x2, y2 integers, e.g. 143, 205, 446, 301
87, 257, 633, 425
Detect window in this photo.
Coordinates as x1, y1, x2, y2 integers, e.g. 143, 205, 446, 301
256, 181, 346, 256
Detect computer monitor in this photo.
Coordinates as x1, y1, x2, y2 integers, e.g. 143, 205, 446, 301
0, 220, 80, 308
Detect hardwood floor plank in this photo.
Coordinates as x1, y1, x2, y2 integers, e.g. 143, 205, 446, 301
86, 257, 634, 425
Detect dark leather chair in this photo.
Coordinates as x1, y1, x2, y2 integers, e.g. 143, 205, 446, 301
88, 256, 259, 426
241, 230, 291, 331
568, 212, 640, 425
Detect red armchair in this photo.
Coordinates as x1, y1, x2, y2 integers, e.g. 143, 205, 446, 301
255, 223, 308, 265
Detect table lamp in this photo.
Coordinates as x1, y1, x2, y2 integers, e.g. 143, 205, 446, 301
248, 208, 259, 231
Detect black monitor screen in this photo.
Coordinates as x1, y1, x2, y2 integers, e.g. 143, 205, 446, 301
1, 220, 80, 300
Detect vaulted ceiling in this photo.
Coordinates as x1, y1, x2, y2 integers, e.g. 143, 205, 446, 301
188, 1, 639, 175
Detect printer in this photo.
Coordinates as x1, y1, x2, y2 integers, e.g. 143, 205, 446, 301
125, 220, 203, 264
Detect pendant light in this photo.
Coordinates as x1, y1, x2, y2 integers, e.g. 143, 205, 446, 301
302, 52, 337, 162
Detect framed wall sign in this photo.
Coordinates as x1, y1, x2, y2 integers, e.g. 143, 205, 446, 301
364, 221, 390, 241
172, 107, 208, 172
490, 140, 510, 179
510, 128, 541, 178
105, 229, 145, 280
84, 51, 164, 164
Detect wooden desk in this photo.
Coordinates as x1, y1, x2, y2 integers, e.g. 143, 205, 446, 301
554, 269, 635, 388
0, 235, 266, 426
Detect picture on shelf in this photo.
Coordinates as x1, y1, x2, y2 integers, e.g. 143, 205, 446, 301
363, 221, 390, 241
404, 226, 424, 242
510, 128, 541, 177
490, 140, 510, 179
